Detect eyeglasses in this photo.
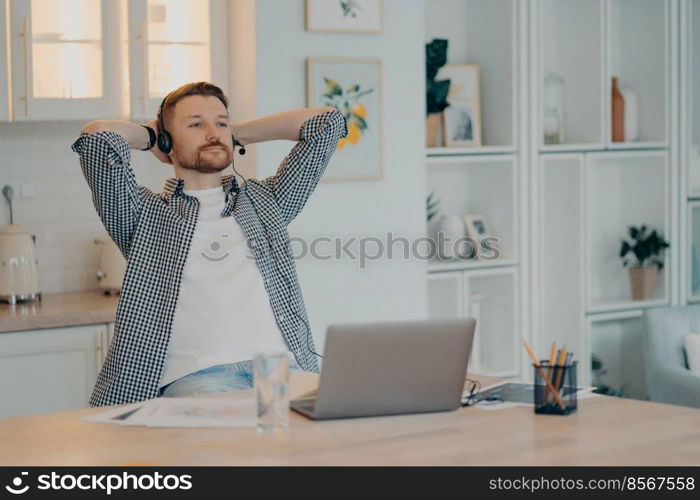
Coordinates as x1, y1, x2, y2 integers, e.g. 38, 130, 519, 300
460, 378, 504, 407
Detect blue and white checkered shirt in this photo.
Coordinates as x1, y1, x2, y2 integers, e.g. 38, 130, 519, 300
71, 108, 348, 407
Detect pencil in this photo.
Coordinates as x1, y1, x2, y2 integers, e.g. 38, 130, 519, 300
544, 342, 557, 403
522, 339, 567, 411
552, 345, 568, 394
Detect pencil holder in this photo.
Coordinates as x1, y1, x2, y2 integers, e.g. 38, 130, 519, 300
533, 361, 578, 415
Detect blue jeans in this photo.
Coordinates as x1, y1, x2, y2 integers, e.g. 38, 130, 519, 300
159, 357, 302, 398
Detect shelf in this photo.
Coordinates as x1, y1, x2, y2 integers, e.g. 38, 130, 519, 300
538, 0, 605, 148
587, 313, 649, 400
540, 144, 605, 154
426, 156, 517, 262
605, 141, 668, 150
540, 143, 668, 154
586, 298, 669, 315
425, 0, 517, 149
586, 151, 670, 310
427, 258, 517, 274
426, 146, 516, 157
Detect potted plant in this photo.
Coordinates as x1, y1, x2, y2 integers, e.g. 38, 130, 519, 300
426, 38, 450, 147
619, 225, 670, 301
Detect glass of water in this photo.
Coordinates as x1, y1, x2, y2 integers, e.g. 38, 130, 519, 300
253, 351, 290, 433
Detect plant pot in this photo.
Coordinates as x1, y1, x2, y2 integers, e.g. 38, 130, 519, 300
628, 265, 658, 301
426, 112, 444, 147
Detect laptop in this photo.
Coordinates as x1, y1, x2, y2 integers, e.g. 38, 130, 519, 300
290, 318, 476, 420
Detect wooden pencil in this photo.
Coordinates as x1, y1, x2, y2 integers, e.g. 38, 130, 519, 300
522, 339, 567, 411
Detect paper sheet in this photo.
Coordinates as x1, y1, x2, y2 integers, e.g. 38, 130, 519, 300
466, 380, 599, 410
82, 396, 257, 428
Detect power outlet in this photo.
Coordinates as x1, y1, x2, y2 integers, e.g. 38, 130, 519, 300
19, 182, 36, 199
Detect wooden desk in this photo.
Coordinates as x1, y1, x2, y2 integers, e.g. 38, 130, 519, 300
1, 373, 699, 466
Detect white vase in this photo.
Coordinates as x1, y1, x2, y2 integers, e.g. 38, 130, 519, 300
621, 88, 639, 142
438, 214, 466, 259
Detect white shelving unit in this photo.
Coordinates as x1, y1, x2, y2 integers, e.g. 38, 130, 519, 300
425, 0, 525, 378
427, 268, 519, 377
681, 0, 700, 307
531, 0, 677, 393
690, 0, 700, 196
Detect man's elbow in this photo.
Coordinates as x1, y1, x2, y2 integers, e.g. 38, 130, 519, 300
82, 120, 105, 135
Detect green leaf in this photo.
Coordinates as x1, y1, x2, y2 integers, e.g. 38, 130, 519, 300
323, 77, 342, 96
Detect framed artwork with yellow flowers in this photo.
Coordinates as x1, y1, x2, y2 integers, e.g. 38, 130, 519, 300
307, 57, 384, 182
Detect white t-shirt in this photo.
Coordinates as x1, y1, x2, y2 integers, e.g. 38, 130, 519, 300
159, 185, 290, 388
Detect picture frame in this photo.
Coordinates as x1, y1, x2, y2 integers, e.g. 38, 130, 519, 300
436, 63, 482, 147
463, 213, 492, 256
443, 100, 482, 147
436, 63, 481, 103
307, 57, 384, 182
305, 0, 383, 34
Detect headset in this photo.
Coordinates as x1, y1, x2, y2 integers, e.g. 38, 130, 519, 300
156, 92, 323, 363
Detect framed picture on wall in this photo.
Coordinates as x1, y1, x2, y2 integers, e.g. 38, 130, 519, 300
307, 57, 383, 182
437, 63, 482, 147
305, 0, 383, 33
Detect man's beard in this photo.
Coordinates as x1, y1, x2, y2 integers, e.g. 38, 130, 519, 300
175, 144, 233, 173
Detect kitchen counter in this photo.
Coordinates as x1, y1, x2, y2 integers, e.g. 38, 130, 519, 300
0, 289, 119, 333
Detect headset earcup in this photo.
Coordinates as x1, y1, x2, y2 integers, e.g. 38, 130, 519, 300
157, 131, 172, 154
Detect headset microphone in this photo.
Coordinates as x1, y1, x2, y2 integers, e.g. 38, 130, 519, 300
233, 138, 246, 155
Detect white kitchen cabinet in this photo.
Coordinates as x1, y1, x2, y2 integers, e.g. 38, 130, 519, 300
127, 0, 229, 122
8, 0, 123, 121
0, 0, 10, 121
0, 324, 106, 418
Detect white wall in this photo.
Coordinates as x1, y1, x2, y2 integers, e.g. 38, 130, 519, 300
0, 0, 428, 352
253, 0, 428, 353
0, 121, 173, 293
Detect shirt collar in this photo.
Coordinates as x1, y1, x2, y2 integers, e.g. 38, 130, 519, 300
163, 174, 239, 198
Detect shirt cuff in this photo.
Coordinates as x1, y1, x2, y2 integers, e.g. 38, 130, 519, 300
71, 131, 132, 166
